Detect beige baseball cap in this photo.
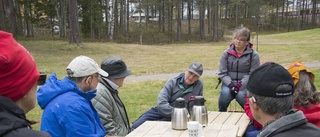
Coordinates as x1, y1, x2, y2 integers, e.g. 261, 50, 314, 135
66, 55, 108, 77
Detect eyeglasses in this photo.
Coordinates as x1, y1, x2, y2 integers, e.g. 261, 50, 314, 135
38, 72, 47, 85
234, 38, 247, 42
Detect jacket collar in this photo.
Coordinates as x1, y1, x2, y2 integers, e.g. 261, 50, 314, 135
0, 96, 30, 136
259, 110, 307, 137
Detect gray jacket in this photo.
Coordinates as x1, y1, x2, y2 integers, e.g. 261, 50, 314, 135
258, 110, 320, 137
156, 73, 203, 117
218, 43, 260, 90
92, 78, 131, 136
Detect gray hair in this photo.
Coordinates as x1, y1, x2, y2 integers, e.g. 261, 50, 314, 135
249, 84, 294, 116
67, 69, 86, 83
234, 27, 251, 41
294, 71, 320, 107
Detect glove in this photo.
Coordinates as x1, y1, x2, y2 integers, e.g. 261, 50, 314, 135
236, 82, 242, 89
229, 83, 240, 97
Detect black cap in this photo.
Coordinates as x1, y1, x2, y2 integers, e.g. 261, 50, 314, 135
101, 57, 131, 78
247, 62, 294, 97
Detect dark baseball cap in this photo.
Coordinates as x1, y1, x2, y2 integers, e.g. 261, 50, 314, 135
247, 62, 294, 97
101, 57, 131, 78
187, 62, 203, 77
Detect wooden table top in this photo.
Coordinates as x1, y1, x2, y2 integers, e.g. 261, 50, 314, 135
126, 111, 250, 137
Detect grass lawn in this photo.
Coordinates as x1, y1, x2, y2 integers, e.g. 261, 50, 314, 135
23, 28, 320, 130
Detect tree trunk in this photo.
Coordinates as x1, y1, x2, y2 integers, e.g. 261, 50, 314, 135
199, 0, 205, 39
187, 0, 191, 35
145, 0, 149, 26
7, 0, 18, 35
120, 0, 124, 35
62, 0, 67, 38
276, 1, 280, 32
311, 0, 316, 28
0, 0, 6, 30
168, 0, 173, 32
90, 2, 94, 39
177, 0, 181, 42
23, 0, 31, 37
126, 0, 130, 37
297, 0, 301, 31
207, 0, 210, 34
105, 0, 109, 40
235, 0, 238, 28
158, 3, 162, 32
285, 0, 289, 25
139, 0, 142, 45
54, 0, 67, 38
114, 0, 118, 38
162, 0, 165, 32
213, 0, 218, 41
15, 1, 23, 36
108, 0, 115, 40
69, 0, 81, 44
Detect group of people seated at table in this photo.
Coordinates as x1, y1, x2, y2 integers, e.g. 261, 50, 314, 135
1, 27, 320, 137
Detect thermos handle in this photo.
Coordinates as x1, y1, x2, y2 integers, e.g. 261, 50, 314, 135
186, 96, 196, 115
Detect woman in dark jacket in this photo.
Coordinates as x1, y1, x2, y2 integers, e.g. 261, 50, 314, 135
0, 31, 50, 137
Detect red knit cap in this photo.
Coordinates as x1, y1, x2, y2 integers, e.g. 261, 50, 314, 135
0, 31, 40, 102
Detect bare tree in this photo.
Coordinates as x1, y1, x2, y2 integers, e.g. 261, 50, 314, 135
108, 0, 115, 40
297, 0, 301, 30
212, 0, 219, 41
139, 0, 142, 44
187, 0, 191, 35
0, 0, 6, 30
23, 0, 32, 37
54, 0, 67, 38
177, 0, 181, 42
69, 0, 81, 44
6, 0, 18, 35
311, 0, 317, 28
199, 0, 205, 39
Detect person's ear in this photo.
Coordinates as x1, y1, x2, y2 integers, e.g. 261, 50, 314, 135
84, 76, 93, 85
249, 97, 259, 110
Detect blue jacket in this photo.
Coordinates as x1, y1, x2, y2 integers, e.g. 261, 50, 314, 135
37, 73, 106, 137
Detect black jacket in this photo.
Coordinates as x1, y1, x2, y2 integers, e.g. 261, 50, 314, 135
0, 96, 50, 137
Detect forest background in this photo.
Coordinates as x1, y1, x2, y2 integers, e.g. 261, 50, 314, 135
1, 0, 320, 44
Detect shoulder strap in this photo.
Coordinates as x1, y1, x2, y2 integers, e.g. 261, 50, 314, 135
249, 50, 253, 67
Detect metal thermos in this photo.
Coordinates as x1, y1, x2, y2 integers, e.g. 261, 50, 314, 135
171, 97, 188, 130
188, 96, 208, 126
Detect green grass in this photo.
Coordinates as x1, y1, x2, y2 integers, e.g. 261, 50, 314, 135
24, 28, 320, 130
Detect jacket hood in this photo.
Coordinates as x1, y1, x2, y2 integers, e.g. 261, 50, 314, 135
37, 73, 96, 109
227, 42, 253, 57
295, 104, 320, 127
0, 96, 29, 136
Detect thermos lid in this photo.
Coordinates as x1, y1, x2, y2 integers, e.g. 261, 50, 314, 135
175, 97, 186, 108
194, 96, 206, 105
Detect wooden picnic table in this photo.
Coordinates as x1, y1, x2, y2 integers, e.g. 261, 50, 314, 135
126, 111, 250, 137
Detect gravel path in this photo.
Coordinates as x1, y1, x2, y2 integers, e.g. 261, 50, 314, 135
125, 62, 320, 83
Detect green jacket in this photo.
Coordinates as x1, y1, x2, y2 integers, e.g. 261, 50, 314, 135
92, 78, 131, 136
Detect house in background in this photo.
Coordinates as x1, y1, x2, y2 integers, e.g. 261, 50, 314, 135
130, 9, 159, 23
